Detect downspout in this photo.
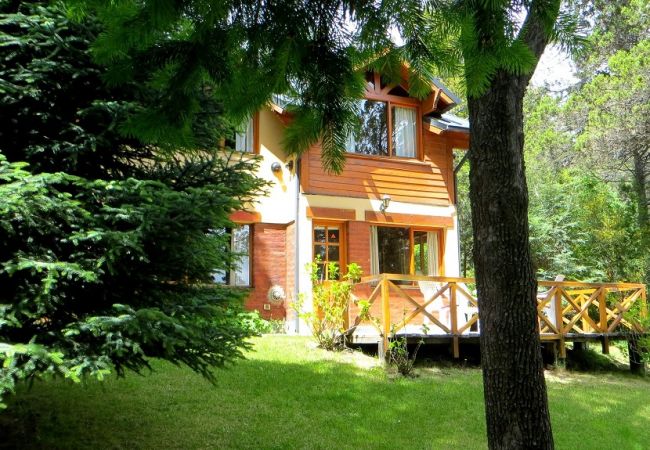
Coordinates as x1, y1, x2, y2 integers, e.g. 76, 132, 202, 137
293, 156, 301, 334
453, 150, 469, 277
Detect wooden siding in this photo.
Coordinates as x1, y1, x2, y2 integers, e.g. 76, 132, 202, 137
302, 129, 460, 206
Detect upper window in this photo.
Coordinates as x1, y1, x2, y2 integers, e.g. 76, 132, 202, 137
370, 226, 438, 276
225, 117, 254, 153
346, 100, 418, 158
212, 225, 251, 286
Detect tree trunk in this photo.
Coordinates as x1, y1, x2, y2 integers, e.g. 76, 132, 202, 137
632, 150, 650, 283
468, 70, 553, 449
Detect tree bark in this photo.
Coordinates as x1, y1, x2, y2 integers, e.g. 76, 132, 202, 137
468, 70, 553, 449
632, 150, 650, 283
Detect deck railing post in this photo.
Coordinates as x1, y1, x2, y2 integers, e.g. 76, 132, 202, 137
380, 275, 390, 361
599, 288, 610, 354
450, 282, 459, 358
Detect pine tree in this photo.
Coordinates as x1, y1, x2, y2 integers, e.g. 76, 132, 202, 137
0, 1, 266, 408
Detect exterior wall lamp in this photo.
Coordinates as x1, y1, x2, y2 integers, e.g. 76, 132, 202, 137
271, 162, 282, 173
380, 194, 391, 213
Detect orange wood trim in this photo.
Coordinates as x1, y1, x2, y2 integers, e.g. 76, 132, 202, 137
306, 206, 356, 221
447, 143, 456, 203
421, 89, 442, 115
253, 112, 260, 155
343, 150, 432, 167
230, 210, 261, 223
387, 101, 393, 157
365, 211, 453, 227
438, 228, 446, 276
364, 91, 420, 106
380, 82, 398, 95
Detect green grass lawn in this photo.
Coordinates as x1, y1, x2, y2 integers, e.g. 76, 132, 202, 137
2, 336, 650, 449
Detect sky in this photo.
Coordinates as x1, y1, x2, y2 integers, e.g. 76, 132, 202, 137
531, 45, 581, 90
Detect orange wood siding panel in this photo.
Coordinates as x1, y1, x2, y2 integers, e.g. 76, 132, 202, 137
365, 211, 453, 227
306, 207, 356, 221
230, 210, 262, 223
302, 130, 457, 205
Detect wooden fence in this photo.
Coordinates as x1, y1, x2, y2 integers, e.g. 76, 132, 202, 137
344, 274, 647, 358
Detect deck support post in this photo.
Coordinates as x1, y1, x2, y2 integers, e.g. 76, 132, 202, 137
380, 275, 390, 363
601, 336, 610, 354
554, 288, 566, 360
628, 337, 645, 374
450, 284, 459, 358
541, 342, 557, 366
598, 288, 610, 354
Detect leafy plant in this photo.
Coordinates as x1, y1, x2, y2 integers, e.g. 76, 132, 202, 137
238, 311, 285, 335
387, 337, 423, 377
294, 260, 362, 351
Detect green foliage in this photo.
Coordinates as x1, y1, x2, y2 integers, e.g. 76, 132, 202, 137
63, 0, 468, 174
387, 336, 425, 377
295, 261, 362, 351
0, 1, 267, 409
237, 310, 285, 335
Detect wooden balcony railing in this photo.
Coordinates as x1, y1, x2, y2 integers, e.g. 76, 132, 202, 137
345, 274, 647, 358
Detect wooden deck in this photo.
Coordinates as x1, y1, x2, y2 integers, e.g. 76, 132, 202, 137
344, 274, 647, 361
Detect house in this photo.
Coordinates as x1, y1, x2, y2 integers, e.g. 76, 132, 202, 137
221, 68, 470, 334
218, 67, 648, 369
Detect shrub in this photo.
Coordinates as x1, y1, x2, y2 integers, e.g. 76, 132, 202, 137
295, 261, 362, 351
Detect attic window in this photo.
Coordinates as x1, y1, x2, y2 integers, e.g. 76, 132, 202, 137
346, 99, 418, 158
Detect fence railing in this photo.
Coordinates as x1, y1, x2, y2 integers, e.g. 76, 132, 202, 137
344, 274, 647, 358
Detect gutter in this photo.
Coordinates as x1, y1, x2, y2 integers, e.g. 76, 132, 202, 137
293, 156, 301, 334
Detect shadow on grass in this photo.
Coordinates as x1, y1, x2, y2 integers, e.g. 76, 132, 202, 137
0, 353, 485, 449
1, 337, 649, 450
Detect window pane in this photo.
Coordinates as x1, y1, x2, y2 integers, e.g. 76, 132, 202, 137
234, 256, 250, 286
314, 227, 326, 243
347, 100, 388, 156
235, 117, 254, 152
377, 227, 410, 274
327, 228, 339, 243
212, 269, 227, 284
413, 231, 428, 275
315, 264, 325, 282
392, 106, 416, 158
232, 226, 249, 253
314, 245, 326, 261
232, 225, 250, 286
328, 245, 339, 262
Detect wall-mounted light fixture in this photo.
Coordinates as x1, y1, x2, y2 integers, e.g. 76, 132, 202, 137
380, 194, 391, 213
271, 162, 282, 173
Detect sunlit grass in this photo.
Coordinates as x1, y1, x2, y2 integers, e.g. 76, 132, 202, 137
1, 336, 649, 449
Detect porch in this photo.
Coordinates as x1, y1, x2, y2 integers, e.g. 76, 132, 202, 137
344, 274, 647, 366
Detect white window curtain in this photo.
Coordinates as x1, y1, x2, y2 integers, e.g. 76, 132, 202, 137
235, 117, 254, 153
392, 107, 416, 157
231, 225, 250, 286
370, 226, 380, 275
345, 132, 356, 153
426, 231, 439, 276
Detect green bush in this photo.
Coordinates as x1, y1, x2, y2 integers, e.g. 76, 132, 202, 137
295, 261, 362, 351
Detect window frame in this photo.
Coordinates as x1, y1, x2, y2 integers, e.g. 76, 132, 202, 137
347, 71, 423, 160
371, 224, 443, 277
223, 113, 260, 155
213, 224, 253, 287
312, 220, 347, 281
347, 98, 421, 160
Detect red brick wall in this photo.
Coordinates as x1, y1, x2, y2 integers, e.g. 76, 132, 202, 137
247, 223, 288, 319
347, 221, 371, 275
285, 221, 296, 306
